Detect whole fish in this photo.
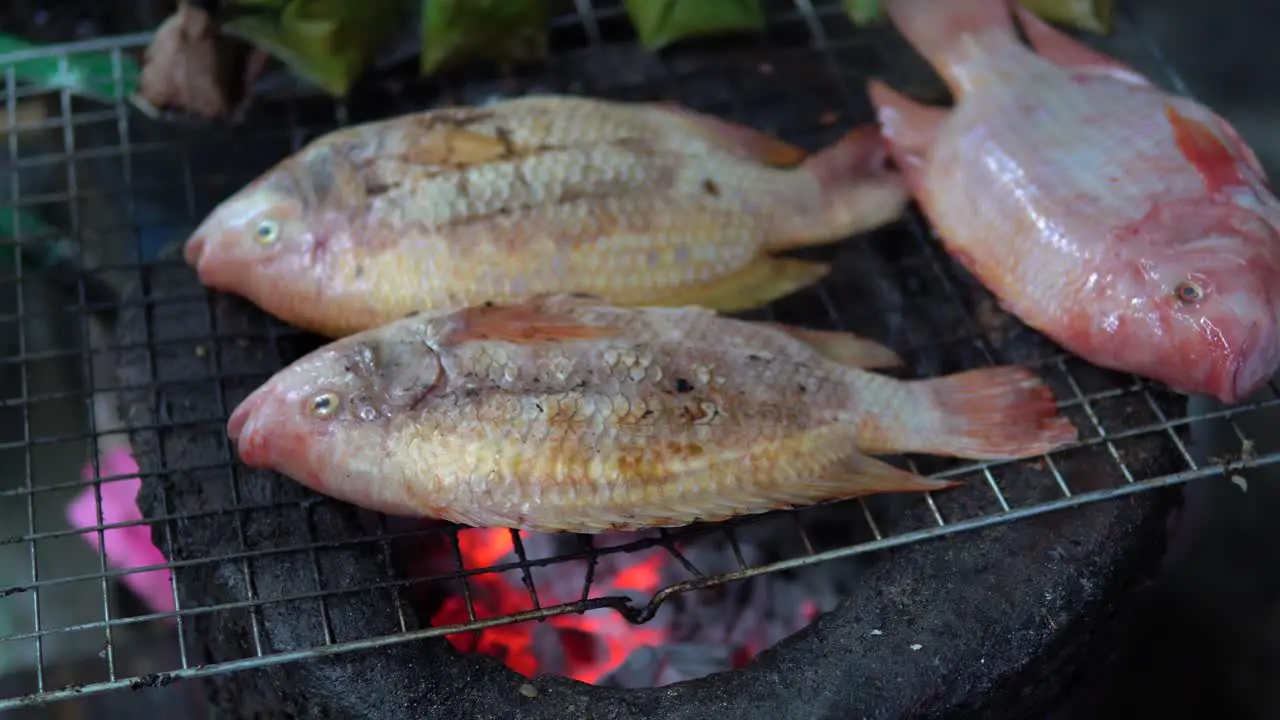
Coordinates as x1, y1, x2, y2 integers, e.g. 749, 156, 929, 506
868, 0, 1280, 404
183, 94, 909, 338
226, 294, 1076, 533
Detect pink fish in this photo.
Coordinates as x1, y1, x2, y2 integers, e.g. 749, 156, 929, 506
869, 0, 1280, 404
224, 295, 1076, 532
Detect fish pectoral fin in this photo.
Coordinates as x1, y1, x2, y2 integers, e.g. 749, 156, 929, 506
831, 453, 959, 496
865, 80, 945, 198
448, 297, 620, 345
1012, 4, 1150, 85
652, 256, 830, 313
652, 103, 809, 168
769, 323, 905, 369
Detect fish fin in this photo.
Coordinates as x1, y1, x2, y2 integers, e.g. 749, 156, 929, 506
1209, 114, 1270, 183
770, 323, 905, 369
1012, 4, 1150, 85
763, 125, 910, 251
910, 366, 1078, 459
866, 80, 947, 198
832, 453, 961, 496
654, 256, 830, 313
654, 104, 809, 167
1164, 105, 1257, 195
885, 0, 1019, 94
449, 298, 620, 345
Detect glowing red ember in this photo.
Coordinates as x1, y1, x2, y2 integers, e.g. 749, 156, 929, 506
432, 529, 668, 684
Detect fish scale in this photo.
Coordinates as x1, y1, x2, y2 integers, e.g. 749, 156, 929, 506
226, 295, 1077, 532
184, 94, 909, 337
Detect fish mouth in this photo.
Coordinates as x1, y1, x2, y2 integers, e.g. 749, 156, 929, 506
1230, 344, 1278, 404
227, 386, 271, 467
182, 233, 206, 268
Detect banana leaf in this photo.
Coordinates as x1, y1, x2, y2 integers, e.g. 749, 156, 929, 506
420, 0, 550, 77
624, 0, 765, 51
841, 0, 1113, 33
0, 33, 141, 102
1018, 0, 1113, 34
842, 0, 884, 27
222, 0, 407, 97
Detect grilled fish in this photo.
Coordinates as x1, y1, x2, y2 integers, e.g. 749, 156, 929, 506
868, 0, 1280, 404
183, 94, 909, 338
226, 294, 1077, 532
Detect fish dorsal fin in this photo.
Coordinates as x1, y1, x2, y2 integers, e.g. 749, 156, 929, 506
652, 102, 809, 168
446, 296, 620, 345
768, 323, 905, 370
1164, 105, 1257, 195
1013, 4, 1150, 86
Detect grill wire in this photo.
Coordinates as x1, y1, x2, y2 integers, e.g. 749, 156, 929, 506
0, 0, 1277, 710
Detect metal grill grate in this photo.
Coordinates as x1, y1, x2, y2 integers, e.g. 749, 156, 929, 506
1, 0, 1277, 710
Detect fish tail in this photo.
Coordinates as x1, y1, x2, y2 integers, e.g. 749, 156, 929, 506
886, 0, 1019, 94
765, 125, 910, 251
908, 365, 1077, 460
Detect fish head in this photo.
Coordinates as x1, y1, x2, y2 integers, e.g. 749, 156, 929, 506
226, 323, 450, 511
1125, 210, 1280, 403
182, 164, 319, 287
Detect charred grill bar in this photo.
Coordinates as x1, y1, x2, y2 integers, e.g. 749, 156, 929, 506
0, 0, 1268, 717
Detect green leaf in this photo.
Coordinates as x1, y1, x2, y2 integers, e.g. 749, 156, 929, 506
624, 0, 765, 51
842, 0, 884, 27
420, 0, 550, 77
222, 0, 406, 97
0, 32, 141, 102
1016, 0, 1113, 34
0, 209, 69, 274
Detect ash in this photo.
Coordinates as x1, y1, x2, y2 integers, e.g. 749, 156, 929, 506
388, 501, 878, 689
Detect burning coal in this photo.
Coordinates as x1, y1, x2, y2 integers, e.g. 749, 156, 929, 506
389, 506, 876, 688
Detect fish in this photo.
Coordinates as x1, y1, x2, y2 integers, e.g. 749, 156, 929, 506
182, 94, 910, 338
225, 294, 1077, 533
867, 0, 1280, 404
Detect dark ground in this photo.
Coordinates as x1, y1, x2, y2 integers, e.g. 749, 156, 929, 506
2, 1, 1280, 718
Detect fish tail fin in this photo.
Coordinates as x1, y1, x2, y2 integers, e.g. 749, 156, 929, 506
886, 0, 1019, 94
766, 125, 910, 251
909, 366, 1077, 459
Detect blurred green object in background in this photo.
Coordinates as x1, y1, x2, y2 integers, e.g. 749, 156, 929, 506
1018, 0, 1113, 33
419, 0, 549, 76
840, 0, 1113, 33
842, 0, 884, 27
222, 0, 406, 97
624, 0, 765, 51
0, 32, 141, 101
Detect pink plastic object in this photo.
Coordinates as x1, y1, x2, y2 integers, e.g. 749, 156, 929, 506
66, 447, 176, 616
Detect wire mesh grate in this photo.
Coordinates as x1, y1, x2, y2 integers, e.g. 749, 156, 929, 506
1, 0, 1278, 710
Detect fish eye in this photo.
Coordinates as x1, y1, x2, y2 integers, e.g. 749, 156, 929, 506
309, 392, 340, 419
254, 219, 280, 245
1174, 280, 1204, 304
